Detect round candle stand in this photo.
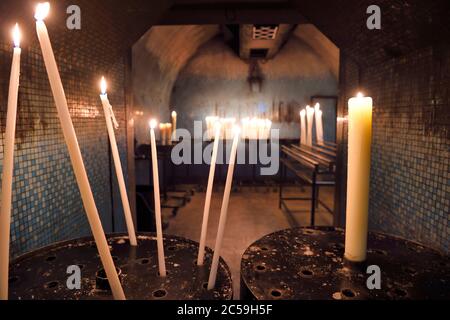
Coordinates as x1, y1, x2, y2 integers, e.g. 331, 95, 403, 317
8, 233, 233, 300
240, 227, 449, 300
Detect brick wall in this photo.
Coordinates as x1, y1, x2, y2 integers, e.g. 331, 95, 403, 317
0, 0, 130, 257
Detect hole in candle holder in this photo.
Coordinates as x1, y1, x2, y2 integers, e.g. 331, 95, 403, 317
152, 289, 167, 299
95, 267, 122, 291
9, 276, 19, 284
303, 229, 315, 235
299, 269, 314, 278
391, 288, 408, 298
202, 282, 208, 289
112, 256, 119, 261
403, 266, 417, 275
45, 255, 56, 262
255, 264, 266, 272
260, 246, 269, 251
139, 258, 150, 265
341, 288, 356, 299
270, 289, 282, 298
45, 281, 59, 289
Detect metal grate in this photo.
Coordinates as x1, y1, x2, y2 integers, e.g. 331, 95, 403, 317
252, 24, 279, 40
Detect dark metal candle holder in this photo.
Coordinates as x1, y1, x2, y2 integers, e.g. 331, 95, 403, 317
240, 226, 449, 300
8, 233, 233, 300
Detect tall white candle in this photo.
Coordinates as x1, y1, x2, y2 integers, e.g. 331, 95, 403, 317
0, 24, 21, 300
171, 111, 177, 141
306, 105, 314, 146
197, 122, 221, 265
207, 126, 240, 290
314, 103, 324, 145
149, 119, 167, 276
35, 3, 125, 300
345, 93, 373, 262
166, 123, 172, 144
299, 109, 307, 145
99, 77, 137, 246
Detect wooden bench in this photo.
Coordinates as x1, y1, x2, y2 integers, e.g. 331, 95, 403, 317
279, 144, 336, 227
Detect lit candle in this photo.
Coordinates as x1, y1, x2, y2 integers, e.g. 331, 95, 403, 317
345, 92, 373, 262
197, 121, 221, 265
306, 105, 314, 146
35, 2, 125, 299
171, 111, 177, 141
314, 103, 324, 145
149, 119, 167, 276
99, 77, 137, 246
208, 126, 240, 290
299, 109, 306, 145
0, 23, 21, 300
159, 123, 166, 145
166, 123, 172, 144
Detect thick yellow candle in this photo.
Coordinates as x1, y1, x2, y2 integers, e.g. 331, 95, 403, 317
0, 23, 21, 300
166, 123, 172, 144
149, 119, 167, 276
159, 123, 166, 145
35, 3, 125, 299
345, 92, 373, 262
197, 122, 221, 265
99, 77, 137, 246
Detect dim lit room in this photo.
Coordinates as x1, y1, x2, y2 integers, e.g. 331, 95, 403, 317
0, 0, 448, 307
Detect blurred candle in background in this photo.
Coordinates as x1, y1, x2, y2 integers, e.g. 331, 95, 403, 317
314, 103, 324, 145
299, 109, 306, 145
306, 105, 314, 146
345, 92, 373, 262
0, 23, 21, 300
171, 111, 177, 141
99, 77, 137, 246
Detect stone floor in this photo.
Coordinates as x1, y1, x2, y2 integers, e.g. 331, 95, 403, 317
164, 184, 334, 299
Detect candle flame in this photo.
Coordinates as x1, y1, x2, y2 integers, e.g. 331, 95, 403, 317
12, 23, 21, 47
171, 111, 177, 117
100, 76, 107, 94
35, 2, 50, 21
314, 103, 320, 111
300, 109, 305, 117
149, 119, 157, 129
357, 92, 364, 98
232, 125, 241, 136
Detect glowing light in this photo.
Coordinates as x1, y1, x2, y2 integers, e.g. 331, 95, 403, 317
171, 111, 177, 117
35, 2, 50, 21
149, 119, 157, 129
100, 76, 107, 95
232, 125, 241, 136
12, 23, 21, 47
314, 103, 320, 111
300, 109, 305, 117
357, 92, 364, 98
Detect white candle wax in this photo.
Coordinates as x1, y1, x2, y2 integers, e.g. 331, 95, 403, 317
197, 122, 221, 265
99, 77, 137, 246
207, 126, 240, 290
314, 103, 324, 145
35, 2, 125, 300
149, 120, 167, 276
299, 109, 307, 145
306, 105, 314, 146
345, 93, 373, 262
0, 24, 21, 300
